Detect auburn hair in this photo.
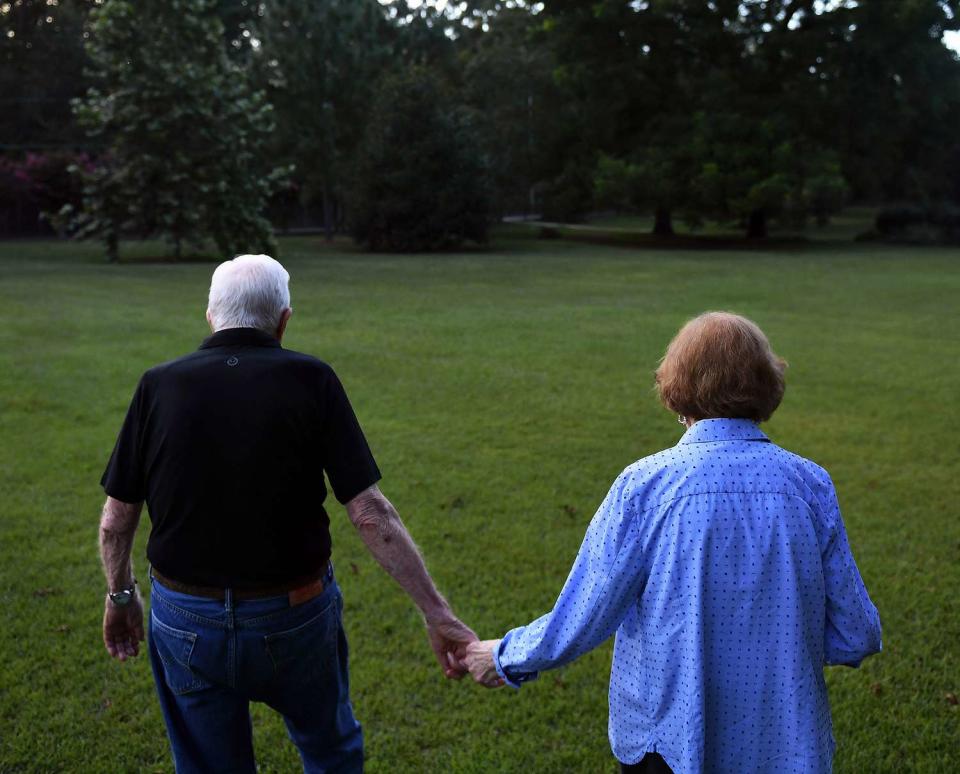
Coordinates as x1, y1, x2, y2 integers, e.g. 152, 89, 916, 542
655, 312, 787, 422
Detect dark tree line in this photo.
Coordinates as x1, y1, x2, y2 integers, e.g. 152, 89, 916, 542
2, 0, 959, 254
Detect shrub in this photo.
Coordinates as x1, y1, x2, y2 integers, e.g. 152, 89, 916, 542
871, 202, 960, 244
0, 152, 90, 236
875, 204, 926, 235
540, 160, 594, 223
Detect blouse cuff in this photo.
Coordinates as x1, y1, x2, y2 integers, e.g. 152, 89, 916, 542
495, 630, 539, 689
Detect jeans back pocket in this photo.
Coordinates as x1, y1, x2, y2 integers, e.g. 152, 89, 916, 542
151, 611, 210, 696
264, 596, 339, 688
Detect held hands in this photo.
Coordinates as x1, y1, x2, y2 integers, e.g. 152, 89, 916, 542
102, 593, 145, 661
423, 618, 505, 688
464, 639, 505, 688
425, 616, 479, 679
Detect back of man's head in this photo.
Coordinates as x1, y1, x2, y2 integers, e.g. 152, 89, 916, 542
207, 254, 291, 334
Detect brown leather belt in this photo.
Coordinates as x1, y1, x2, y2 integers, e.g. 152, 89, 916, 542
150, 564, 330, 606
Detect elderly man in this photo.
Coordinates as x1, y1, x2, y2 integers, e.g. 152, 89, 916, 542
98, 254, 476, 773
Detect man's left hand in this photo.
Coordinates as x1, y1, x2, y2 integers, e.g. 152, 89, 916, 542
425, 616, 478, 679
103, 594, 145, 661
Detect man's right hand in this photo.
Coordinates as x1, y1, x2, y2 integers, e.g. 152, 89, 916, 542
103, 594, 145, 661
346, 486, 482, 679
425, 616, 478, 679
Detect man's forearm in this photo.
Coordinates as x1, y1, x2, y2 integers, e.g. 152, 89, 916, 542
347, 486, 454, 622
99, 497, 143, 591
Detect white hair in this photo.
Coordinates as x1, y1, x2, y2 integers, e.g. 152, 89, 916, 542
207, 254, 291, 333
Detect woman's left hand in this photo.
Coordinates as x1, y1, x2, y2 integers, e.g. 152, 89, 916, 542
464, 639, 505, 688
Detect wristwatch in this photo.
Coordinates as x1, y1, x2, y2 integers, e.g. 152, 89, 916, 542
108, 580, 138, 607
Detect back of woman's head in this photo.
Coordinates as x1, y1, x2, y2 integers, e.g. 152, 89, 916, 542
655, 312, 787, 422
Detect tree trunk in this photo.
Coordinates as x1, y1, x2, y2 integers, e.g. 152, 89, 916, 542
747, 209, 768, 239
652, 205, 675, 236
322, 183, 334, 242
106, 231, 118, 263
335, 195, 345, 233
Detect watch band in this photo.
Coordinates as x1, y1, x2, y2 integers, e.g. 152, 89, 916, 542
108, 579, 138, 606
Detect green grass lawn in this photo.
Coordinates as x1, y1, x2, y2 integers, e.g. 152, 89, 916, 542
0, 230, 957, 772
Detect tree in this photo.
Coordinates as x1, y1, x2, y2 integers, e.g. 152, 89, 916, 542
67, 0, 285, 261
461, 6, 561, 216
0, 0, 95, 150
682, 2, 853, 237
256, 0, 390, 240
348, 67, 490, 252
533, 0, 649, 222
815, 0, 960, 202
592, 131, 704, 237
692, 140, 848, 238
536, 1, 739, 228
540, 1, 858, 235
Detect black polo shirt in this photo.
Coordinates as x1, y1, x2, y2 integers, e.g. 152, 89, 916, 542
101, 327, 381, 588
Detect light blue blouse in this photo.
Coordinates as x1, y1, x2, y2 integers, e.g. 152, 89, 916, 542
495, 419, 882, 773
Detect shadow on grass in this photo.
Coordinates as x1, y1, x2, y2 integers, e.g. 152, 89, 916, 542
0, 209, 879, 265
531, 223, 810, 251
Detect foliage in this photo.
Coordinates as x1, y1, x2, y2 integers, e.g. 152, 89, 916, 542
691, 127, 850, 237
460, 7, 561, 216
593, 137, 703, 235
5, 0, 960, 241
65, 0, 285, 261
0, 152, 91, 236
537, 0, 958, 235
593, 154, 640, 213
0, 153, 82, 209
539, 160, 595, 224
814, 1, 960, 202
868, 202, 960, 244
348, 67, 491, 252
528, 1, 649, 222
0, 0, 95, 148
256, 0, 391, 239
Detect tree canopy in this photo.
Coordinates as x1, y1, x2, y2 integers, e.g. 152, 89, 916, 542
3, 0, 960, 251
65, 0, 284, 260
349, 66, 490, 252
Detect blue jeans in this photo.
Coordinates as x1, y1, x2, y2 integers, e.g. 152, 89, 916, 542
148, 569, 363, 773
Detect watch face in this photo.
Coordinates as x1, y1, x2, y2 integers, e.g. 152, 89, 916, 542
110, 590, 133, 607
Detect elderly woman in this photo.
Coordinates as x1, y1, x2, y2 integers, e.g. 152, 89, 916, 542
464, 312, 882, 774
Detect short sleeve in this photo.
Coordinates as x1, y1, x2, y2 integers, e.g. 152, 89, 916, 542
100, 377, 147, 503
320, 370, 381, 504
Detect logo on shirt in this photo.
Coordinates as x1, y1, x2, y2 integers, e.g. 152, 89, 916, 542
226, 356, 239, 367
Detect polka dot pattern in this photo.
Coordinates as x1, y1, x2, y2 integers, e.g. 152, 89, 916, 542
494, 419, 882, 773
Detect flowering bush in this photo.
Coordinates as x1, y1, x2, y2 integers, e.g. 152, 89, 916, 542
0, 152, 91, 235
